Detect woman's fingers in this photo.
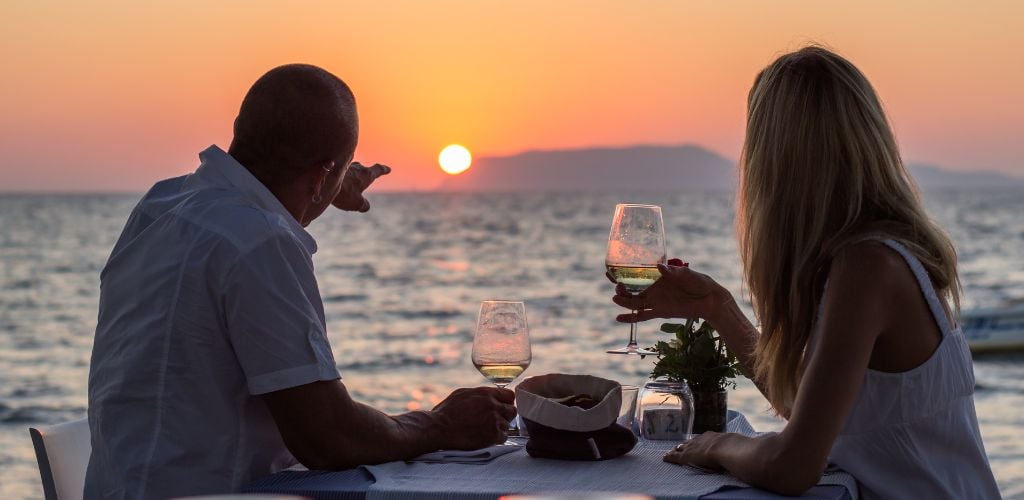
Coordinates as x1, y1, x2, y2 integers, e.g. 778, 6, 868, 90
662, 443, 692, 465
663, 451, 686, 465
615, 309, 659, 322
612, 294, 643, 309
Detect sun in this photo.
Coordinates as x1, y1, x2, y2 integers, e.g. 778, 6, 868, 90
439, 144, 472, 175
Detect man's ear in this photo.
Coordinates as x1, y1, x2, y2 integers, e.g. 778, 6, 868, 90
311, 161, 335, 196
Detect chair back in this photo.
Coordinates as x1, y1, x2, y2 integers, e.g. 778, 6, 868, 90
29, 417, 91, 500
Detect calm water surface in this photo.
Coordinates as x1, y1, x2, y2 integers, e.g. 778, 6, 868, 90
1, 190, 1022, 498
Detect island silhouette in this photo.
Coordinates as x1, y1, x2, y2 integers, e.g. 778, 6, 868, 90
439, 144, 1022, 192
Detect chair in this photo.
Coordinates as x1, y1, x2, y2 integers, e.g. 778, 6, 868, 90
29, 417, 91, 500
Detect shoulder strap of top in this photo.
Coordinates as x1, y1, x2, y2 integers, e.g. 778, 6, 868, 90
880, 239, 953, 336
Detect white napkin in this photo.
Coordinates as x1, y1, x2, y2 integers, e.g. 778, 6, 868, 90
409, 442, 524, 464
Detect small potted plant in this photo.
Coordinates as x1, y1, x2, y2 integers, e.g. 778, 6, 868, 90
649, 318, 740, 433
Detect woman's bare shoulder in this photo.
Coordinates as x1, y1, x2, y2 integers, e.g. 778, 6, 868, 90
832, 240, 910, 283
827, 240, 917, 309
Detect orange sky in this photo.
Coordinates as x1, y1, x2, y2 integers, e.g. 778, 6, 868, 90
1, 1, 1021, 191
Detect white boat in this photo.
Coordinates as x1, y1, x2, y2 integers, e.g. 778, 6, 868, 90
960, 306, 1024, 353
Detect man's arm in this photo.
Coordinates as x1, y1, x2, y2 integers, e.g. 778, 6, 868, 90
262, 380, 516, 470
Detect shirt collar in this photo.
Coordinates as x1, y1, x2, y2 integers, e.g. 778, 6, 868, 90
196, 145, 318, 254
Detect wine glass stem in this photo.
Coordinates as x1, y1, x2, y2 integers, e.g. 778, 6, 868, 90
497, 383, 520, 436
629, 309, 638, 347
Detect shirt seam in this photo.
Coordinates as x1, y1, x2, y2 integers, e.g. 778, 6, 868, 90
134, 237, 198, 498
220, 228, 313, 297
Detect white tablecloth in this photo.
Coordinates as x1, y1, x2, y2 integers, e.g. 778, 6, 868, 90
360, 411, 858, 500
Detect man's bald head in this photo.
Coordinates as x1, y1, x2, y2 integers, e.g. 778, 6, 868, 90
228, 64, 358, 187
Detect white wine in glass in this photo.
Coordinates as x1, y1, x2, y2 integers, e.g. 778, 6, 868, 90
474, 363, 530, 387
606, 204, 667, 355
606, 265, 662, 293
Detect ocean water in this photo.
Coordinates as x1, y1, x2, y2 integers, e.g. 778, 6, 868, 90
1, 190, 1022, 498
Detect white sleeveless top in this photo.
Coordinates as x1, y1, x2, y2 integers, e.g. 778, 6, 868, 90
812, 240, 1000, 499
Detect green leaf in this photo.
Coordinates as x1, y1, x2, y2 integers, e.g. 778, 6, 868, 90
647, 317, 739, 391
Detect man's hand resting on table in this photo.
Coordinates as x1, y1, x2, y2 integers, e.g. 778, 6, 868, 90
432, 387, 517, 450
263, 380, 515, 470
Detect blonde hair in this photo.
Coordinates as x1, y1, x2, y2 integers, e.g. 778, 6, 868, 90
738, 46, 961, 413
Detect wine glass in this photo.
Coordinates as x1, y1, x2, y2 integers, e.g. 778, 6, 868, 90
605, 204, 666, 355
472, 300, 531, 436
472, 300, 531, 387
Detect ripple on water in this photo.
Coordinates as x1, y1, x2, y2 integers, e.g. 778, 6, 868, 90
323, 293, 369, 303
0, 404, 86, 425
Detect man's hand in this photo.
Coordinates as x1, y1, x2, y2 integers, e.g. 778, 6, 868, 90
332, 162, 391, 212
431, 387, 517, 450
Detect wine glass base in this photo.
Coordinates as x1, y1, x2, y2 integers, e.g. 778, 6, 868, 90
606, 345, 657, 356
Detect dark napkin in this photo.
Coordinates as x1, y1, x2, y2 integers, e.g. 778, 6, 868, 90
523, 419, 637, 461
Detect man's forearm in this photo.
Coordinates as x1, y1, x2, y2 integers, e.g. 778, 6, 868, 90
315, 400, 446, 469
264, 380, 448, 470
266, 380, 513, 470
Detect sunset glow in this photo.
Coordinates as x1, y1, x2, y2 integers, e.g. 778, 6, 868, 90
0, 1, 1021, 191
439, 145, 472, 175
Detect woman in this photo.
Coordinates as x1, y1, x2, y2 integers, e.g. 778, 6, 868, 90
614, 46, 1000, 498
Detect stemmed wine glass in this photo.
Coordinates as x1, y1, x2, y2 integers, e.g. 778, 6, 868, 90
605, 204, 667, 355
472, 300, 532, 434
472, 300, 532, 387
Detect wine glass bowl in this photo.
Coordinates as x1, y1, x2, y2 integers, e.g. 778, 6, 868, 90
606, 204, 667, 355
472, 300, 531, 389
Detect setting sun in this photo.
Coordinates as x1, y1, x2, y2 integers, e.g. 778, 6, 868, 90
439, 144, 472, 175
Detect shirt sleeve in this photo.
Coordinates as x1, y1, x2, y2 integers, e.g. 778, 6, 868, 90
223, 232, 340, 395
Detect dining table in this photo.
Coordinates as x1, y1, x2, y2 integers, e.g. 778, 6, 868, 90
245, 411, 858, 500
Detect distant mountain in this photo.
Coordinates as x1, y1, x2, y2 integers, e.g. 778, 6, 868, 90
438, 144, 1022, 192
439, 145, 735, 192
906, 164, 1024, 189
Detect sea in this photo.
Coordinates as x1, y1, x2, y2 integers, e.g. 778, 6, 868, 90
1, 190, 1022, 498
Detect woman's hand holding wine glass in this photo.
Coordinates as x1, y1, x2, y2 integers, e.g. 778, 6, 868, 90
611, 261, 731, 325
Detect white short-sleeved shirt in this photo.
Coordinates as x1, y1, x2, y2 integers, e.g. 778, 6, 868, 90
85, 145, 341, 499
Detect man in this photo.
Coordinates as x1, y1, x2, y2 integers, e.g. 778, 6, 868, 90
85, 64, 515, 499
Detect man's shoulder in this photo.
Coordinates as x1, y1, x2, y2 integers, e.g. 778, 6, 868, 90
196, 194, 308, 260
132, 175, 190, 217
137, 176, 298, 254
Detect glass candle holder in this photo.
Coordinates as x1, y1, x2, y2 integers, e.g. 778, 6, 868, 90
637, 380, 694, 441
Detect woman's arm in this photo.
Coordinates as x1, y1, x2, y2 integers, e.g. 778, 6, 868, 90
664, 243, 904, 495
704, 294, 770, 409
611, 264, 764, 401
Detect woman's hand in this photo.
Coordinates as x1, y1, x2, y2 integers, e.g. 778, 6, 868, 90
663, 432, 728, 471
611, 261, 730, 323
